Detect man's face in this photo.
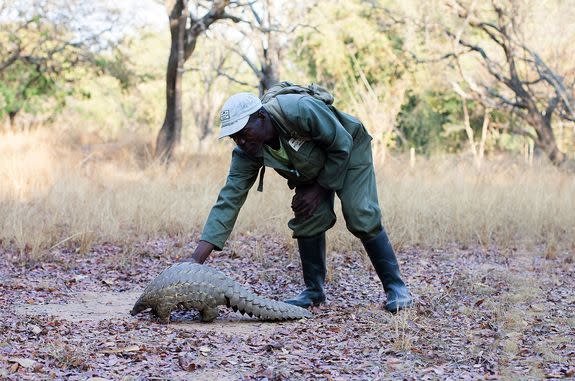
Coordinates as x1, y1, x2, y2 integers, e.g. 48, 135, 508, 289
229, 112, 267, 156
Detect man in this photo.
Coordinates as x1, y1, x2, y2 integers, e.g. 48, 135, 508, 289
187, 84, 412, 312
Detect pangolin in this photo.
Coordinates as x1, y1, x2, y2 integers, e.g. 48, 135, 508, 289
130, 262, 312, 323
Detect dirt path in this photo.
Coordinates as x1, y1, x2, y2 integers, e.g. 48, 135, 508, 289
14, 289, 281, 337
1, 235, 574, 380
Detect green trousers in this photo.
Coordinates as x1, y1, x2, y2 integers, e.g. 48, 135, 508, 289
288, 135, 383, 241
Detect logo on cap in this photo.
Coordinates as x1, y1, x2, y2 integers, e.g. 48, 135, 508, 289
220, 110, 230, 121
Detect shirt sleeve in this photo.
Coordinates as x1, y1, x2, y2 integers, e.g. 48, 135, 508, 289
200, 147, 261, 250
295, 96, 353, 190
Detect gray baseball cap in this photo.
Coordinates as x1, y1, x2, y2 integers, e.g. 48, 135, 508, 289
219, 92, 262, 139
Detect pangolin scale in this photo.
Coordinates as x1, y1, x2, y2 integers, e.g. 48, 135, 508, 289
130, 262, 312, 323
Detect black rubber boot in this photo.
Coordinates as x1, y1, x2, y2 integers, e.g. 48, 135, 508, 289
285, 232, 327, 308
363, 230, 413, 313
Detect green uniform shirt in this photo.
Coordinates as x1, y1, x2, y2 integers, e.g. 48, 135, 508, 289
201, 94, 373, 250
265, 139, 290, 165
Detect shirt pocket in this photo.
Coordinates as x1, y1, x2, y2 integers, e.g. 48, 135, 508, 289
286, 140, 325, 180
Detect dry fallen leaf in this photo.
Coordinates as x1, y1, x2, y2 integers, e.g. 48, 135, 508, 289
28, 324, 42, 335
75, 275, 88, 282
9, 357, 37, 369
179, 352, 204, 371
530, 303, 546, 312
101, 345, 140, 354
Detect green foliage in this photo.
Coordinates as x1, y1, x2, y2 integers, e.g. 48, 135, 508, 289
92, 51, 143, 90
396, 91, 449, 154
55, 30, 168, 139
396, 91, 492, 154
398, 92, 536, 156
0, 50, 135, 123
0, 3, 140, 125
292, 0, 407, 103
0, 60, 64, 119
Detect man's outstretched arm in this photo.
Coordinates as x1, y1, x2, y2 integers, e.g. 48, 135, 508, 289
181, 147, 261, 263
199, 147, 261, 250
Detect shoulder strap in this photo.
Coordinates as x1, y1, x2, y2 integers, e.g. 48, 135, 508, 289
263, 97, 292, 132
264, 96, 312, 141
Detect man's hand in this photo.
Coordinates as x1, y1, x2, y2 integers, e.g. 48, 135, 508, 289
291, 182, 329, 220
179, 241, 215, 264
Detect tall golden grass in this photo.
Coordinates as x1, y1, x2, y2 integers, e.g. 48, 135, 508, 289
1, 127, 573, 261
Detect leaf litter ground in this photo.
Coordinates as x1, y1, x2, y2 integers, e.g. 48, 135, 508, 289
0, 233, 573, 380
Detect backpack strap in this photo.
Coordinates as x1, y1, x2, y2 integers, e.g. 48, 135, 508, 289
263, 97, 291, 131
256, 166, 265, 192
263, 96, 312, 141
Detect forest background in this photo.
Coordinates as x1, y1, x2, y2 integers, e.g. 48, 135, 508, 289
1, 0, 574, 256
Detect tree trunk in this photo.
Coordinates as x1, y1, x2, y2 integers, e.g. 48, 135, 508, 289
258, 63, 277, 97
531, 115, 567, 165
519, 96, 566, 165
256, 0, 280, 96
155, 0, 187, 163
8, 110, 17, 129
260, 38, 279, 95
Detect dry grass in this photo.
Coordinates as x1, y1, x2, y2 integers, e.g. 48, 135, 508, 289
380, 155, 575, 254
42, 340, 92, 370
1, 127, 574, 262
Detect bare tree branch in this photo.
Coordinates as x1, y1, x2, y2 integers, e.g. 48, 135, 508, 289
248, 2, 262, 26
215, 69, 255, 87
483, 87, 527, 109
531, 52, 575, 119
229, 45, 261, 76
0, 47, 21, 72
445, 30, 509, 83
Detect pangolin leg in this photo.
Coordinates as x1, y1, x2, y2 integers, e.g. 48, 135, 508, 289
155, 302, 173, 324
200, 306, 219, 322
